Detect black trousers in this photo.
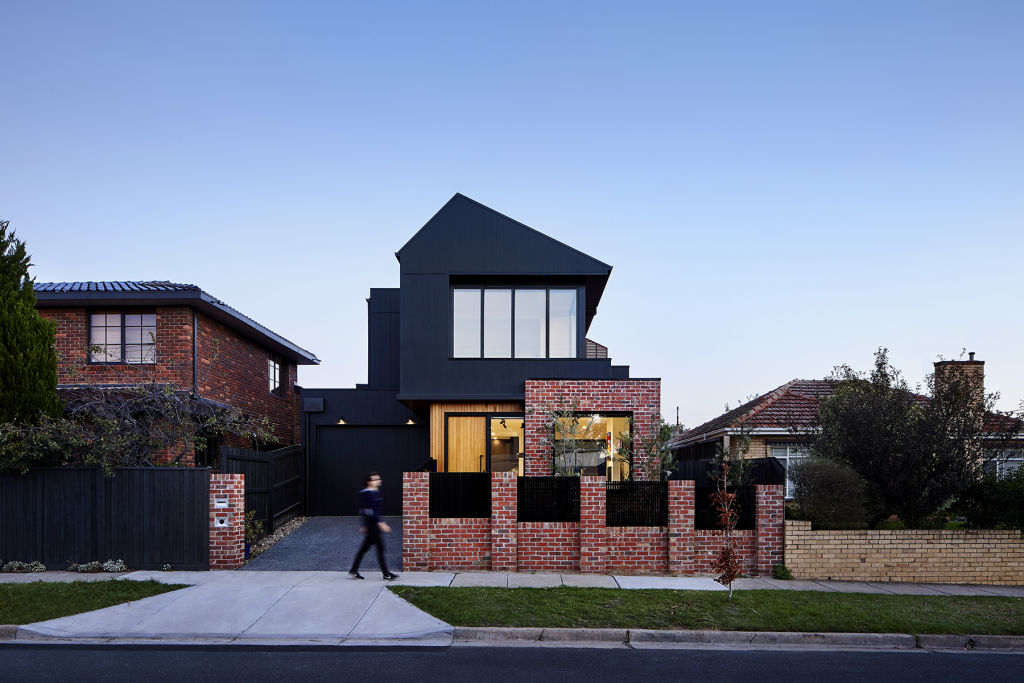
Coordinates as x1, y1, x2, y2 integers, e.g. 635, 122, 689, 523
350, 524, 389, 575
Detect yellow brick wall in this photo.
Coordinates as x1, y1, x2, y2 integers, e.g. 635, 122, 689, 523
784, 520, 1024, 585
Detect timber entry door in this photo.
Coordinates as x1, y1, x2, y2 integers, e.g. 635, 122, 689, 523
447, 416, 487, 472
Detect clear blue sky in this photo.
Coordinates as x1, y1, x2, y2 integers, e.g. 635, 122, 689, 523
3, 1, 1022, 425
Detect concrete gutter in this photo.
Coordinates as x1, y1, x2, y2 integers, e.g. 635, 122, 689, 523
452, 627, 1024, 652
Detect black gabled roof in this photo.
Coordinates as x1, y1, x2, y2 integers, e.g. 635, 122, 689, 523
34, 281, 320, 365
396, 194, 613, 328
396, 194, 612, 271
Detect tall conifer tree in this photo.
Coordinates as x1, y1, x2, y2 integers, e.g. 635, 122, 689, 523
0, 220, 60, 423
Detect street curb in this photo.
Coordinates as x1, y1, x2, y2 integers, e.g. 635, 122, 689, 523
630, 629, 916, 649
0, 625, 17, 640
916, 634, 1024, 650
453, 627, 1024, 651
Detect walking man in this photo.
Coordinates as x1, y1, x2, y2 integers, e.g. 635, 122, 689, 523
349, 471, 399, 581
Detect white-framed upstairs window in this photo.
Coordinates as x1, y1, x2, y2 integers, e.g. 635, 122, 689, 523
770, 444, 809, 499
452, 286, 579, 359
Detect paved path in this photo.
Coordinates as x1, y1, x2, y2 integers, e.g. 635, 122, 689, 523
8, 570, 1024, 647
241, 516, 403, 573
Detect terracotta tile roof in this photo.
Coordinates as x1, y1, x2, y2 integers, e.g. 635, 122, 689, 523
670, 378, 1020, 449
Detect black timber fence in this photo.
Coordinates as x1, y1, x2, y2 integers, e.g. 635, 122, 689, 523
220, 445, 304, 533
0, 467, 209, 570
517, 476, 580, 522
694, 485, 757, 530
429, 472, 491, 518
606, 481, 668, 526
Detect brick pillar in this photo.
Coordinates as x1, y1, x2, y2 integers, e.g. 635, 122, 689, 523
668, 480, 695, 575
403, 472, 430, 571
579, 475, 606, 573
491, 471, 518, 571
209, 473, 245, 570
756, 484, 785, 576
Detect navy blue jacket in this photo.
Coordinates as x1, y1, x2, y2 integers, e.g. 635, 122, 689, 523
358, 488, 382, 527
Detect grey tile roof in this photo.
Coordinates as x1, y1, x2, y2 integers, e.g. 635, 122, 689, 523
34, 281, 319, 365
35, 281, 200, 293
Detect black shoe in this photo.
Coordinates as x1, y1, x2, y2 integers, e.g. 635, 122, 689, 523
383, 572, 399, 581
349, 571, 364, 580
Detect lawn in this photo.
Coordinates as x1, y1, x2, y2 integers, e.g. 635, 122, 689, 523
0, 579, 187, 625
390, 586, 1024, 635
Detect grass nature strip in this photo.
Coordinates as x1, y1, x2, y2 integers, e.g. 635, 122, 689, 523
0, 579, 187, 625
390, 586, 1024, 635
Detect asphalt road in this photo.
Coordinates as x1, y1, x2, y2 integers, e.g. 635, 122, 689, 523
242, 516, 403, 573
2, 645, 1021, 682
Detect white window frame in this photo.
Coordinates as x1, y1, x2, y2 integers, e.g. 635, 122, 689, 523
770, 444, 809, 499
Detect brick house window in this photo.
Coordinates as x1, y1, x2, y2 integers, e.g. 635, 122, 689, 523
769, 444, 809, 499
89, 312, 156, 364
268, 356, 282, 394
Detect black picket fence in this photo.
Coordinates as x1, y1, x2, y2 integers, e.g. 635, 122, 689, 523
693, 485, 757, 530
0, 467, 210, 570
606, 481, 668, 526
220, 445, 304, 533
518, 476, 580, 522
672, 457, 785, 487
429, 472, 491, 518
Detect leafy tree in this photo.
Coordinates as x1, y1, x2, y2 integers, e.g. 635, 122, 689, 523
0, 220, 61, 424
806, 348, 1021, 527
529, 397, 596, 475
789, 456, 880, 529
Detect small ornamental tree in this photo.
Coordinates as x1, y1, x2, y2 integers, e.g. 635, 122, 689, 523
617, 414, 679, 480
0, 220, 61, 424
708, 427, 751, 598
530, 397, 596, 475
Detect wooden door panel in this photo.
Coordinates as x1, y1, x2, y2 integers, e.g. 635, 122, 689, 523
447, 416, 486, 472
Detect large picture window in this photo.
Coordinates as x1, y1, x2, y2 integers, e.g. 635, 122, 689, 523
553, 413, 631, 480
89, 312, 156, 364
452, 287, 579, 359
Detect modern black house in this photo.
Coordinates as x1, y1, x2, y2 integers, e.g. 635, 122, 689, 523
303, 194, 660, 515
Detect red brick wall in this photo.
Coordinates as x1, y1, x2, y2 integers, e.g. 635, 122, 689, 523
42, 306, 193, 386
402, 472, 785, 576
756, 485, 785, 575
491, 472, 518, 571
692, 530, 758, 574
606, 527, 669, 574
40, 306, 300, 450
402, 473, 431, 571
524, 379, 661, 478
517, 522, 581, 572
196, 312, 298, 445
430, 519, 492, 570
209, 473, 245, 570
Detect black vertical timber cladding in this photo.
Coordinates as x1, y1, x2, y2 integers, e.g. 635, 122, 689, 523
221, 444, 305, 532
0, 468, 209, 570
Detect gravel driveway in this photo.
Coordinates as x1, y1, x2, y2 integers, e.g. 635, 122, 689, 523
241, 516, 403, 573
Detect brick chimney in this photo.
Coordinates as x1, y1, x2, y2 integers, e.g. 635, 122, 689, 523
934, 352, 985, 406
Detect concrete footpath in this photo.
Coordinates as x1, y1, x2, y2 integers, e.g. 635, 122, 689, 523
3, 570, 1024, 651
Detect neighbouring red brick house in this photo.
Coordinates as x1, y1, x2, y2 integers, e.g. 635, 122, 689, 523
35, 281, 320, 464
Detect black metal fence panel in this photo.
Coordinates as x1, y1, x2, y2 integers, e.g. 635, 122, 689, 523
517, 476, 580, 523
606, 481, 668, 526
0, 467, 209, 570
221, 444, 304, 533
693, 485, 757, 530
429, 472, 491, 518
671, 458, 785, 486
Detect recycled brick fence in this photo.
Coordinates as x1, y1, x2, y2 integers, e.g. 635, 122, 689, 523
785, 520, 1024, 585
403, 472, 784, 575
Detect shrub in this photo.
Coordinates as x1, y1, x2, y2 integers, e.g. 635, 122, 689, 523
790, 456, 879, 529
2, 560, 46, 573
773, 564, 793, 580
954, 468, 1024, 530
72, 559, 128, 573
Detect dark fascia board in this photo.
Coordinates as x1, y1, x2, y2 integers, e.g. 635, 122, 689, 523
395, 193, 614, 273
36, 289, 320, 365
